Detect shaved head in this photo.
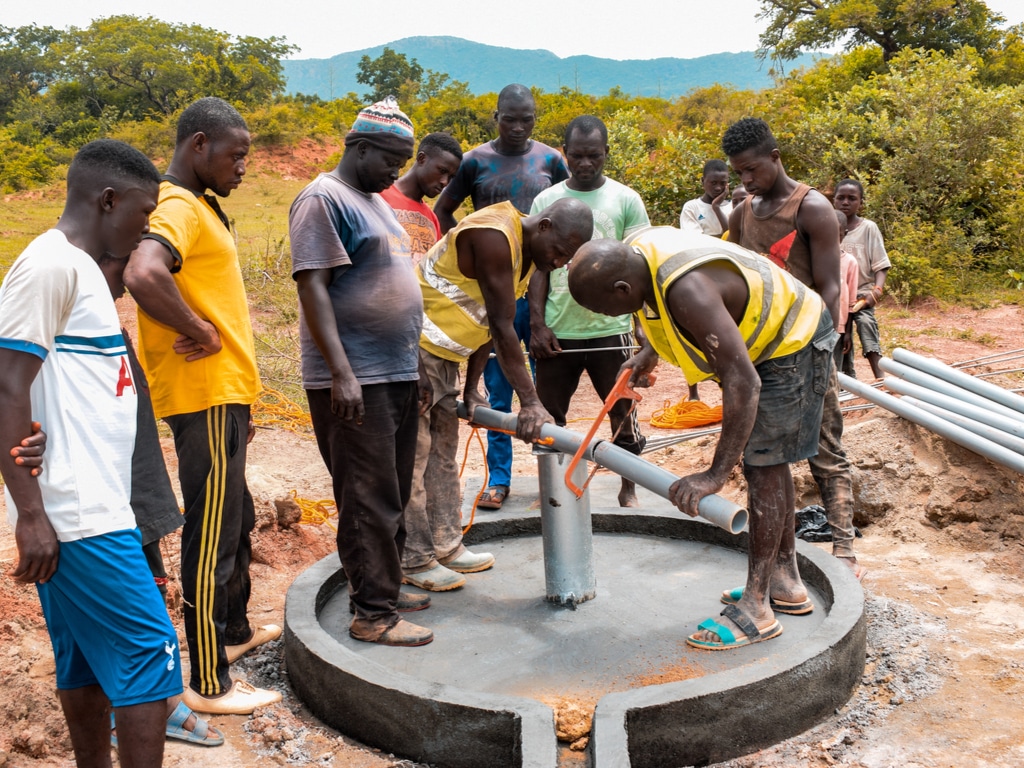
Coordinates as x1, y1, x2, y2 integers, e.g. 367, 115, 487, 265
567, 239, 648, 316
543, 197, 595, 243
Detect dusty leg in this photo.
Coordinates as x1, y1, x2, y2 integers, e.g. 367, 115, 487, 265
113, 700, 167, 768
692, 463, 796, 642
60, 685, 113, 768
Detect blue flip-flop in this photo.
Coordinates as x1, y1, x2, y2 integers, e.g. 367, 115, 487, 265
720, 586, 814, 615
111, 700, 225, 748
687, 603, 783, 650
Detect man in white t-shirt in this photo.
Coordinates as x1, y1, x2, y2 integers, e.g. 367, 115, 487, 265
528, 115, 650, 506
0, 139, 183, 766
679, 159, 732, 237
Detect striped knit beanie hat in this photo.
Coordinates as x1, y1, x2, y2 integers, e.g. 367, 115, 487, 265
345, 96, 415, 151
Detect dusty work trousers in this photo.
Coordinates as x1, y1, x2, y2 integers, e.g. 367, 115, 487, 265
534, 333, 645, 455
307, 383, 418, 640
402, 350, 467, 573
807, 365, 857, 558
165, 404, 255, 697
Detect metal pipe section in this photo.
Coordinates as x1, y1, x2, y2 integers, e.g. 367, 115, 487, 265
882, 377, 1024, 436
838, 373, 1024, 474
535, 447, 596, 606
892, 348, 1024, 417
901, 397, 1024, 455
878, 358, 1024, 422
456, 402, 748, 534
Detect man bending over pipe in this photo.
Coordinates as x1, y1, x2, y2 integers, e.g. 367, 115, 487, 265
568, 227, 833, 649
403, 197, 593, 592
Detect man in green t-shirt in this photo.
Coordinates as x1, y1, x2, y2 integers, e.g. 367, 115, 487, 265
527, 115, 650, 506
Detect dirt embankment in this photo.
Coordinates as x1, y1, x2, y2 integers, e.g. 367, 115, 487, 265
2, 303, 1024, 767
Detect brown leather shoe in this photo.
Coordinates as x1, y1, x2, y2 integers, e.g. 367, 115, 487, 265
348, 591, 431, 614
351, 619, 433, 647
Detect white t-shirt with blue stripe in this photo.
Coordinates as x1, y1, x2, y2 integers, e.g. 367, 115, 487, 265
0, 230, 138, 541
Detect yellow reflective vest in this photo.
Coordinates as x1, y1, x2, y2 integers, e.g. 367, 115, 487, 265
630, 227, 824, 383
418, 202, 534, 362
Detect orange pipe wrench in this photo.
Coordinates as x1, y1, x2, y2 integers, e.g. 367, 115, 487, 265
564, 367, 654, 498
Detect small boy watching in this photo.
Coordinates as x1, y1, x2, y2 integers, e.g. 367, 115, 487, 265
680, 159, 731, 237
833, 179, 890, 380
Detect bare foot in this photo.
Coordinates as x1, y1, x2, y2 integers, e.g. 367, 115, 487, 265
618, 479, 639, 507
837, 556, 867, 581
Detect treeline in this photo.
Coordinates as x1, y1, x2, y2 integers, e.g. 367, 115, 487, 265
2, 14, 1024, 302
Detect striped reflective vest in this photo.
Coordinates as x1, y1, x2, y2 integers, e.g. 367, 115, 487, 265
418, 202, 534, 362
629, 227, 824, 383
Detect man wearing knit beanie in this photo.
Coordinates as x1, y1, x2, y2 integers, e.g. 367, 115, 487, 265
289, 97, 434, 646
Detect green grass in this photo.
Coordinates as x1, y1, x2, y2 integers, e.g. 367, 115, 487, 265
0, 172, 311, 410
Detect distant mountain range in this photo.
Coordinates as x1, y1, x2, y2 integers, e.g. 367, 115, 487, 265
282, 36, 827, 100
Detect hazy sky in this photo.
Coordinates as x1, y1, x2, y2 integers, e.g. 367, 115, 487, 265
4, 0, 1021, 61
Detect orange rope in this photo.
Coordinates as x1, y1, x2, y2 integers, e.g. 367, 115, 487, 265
290, 490, 338, 531
458, 427, 490, 535
650, 398, 723, 429
252, 387, 312, 434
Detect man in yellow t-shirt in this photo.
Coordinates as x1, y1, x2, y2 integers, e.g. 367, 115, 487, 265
124, 97, 280, 716
568, 229, 833, 651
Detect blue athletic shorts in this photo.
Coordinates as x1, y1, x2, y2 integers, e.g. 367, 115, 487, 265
744, 310, 835, 467
36, 529, 183, 707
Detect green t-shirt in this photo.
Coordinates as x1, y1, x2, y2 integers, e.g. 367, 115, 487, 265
531, 179, 650, 339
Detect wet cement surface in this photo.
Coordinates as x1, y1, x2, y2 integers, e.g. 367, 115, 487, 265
317, 531, 828, 700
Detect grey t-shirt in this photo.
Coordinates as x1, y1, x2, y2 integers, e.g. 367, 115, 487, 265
289, 173, 423, 389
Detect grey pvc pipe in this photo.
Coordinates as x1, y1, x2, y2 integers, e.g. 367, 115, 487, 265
457, 402, 748, 534
882, 376, 1024, 436
838, 373, 1024, 474
892, 348, 1024, 417
901, 397, 1024, 455
536, 448, 596, 605
878, 358, 1024, 423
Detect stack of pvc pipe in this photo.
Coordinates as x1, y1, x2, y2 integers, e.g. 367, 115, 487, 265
837, 348, 1024, 474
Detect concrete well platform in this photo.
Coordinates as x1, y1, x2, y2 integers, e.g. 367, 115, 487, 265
285, 475, 866, 768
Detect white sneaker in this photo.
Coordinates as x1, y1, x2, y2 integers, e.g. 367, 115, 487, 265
402, 564, 466, 591
183, 680, 282, 715
442, 550, 495, 573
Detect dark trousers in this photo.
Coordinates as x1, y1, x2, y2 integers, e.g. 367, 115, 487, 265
534, 333, 645, 455
165, 404, 255, 696
307, 382, 418, 640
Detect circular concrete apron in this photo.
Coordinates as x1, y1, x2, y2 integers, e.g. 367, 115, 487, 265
285, 478, 866, 768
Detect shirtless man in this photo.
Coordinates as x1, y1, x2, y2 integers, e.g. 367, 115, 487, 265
723, 117, 864, 580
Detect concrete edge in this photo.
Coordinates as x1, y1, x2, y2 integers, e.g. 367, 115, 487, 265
286, 504, 865, 768
586, 524, 866, 768
285, 555, 557, 768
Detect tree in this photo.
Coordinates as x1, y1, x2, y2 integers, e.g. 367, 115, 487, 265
356, 48, 423, 102
56, 15, 294, 119
757, 0, 1005, 62
0, 25, 63, 122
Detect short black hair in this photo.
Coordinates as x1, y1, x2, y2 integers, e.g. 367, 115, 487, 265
835, 178, 865, 198
176, 97, 248, 145
497, 83, 534, 111
564, 115, 608, 146
702, 159, 728, 176
419, 132, 463, 161
721, 117, 778, 159
67, 139, 161, 192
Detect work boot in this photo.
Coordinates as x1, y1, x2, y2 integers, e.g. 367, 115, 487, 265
402, 563, 466, 591
353, 619, 433, 647
441, 549, 495, 574
348, 591, 431, 614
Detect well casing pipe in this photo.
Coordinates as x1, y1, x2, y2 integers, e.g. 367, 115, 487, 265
878, 358, 1024, 423
838, 373, 1024, 474
882, 377, 1024, 437
892, 348, 1024, 417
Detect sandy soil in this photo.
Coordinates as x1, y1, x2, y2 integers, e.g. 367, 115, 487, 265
2, 301, 1024, 768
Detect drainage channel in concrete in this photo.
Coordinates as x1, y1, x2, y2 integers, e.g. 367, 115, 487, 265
285, 476, 865, 768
